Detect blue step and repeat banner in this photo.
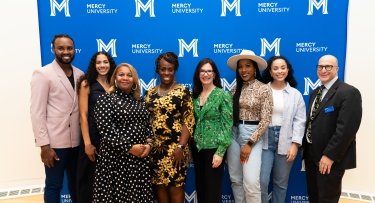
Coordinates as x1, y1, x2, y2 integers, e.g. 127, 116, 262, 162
37, 0, 349, 202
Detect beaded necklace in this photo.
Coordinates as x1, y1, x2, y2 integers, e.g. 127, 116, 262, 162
157, 81, 176, 97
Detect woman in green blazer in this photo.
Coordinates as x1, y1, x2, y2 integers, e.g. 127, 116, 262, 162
191, 58, 233, 203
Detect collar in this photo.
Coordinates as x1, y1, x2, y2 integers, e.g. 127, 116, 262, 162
243, 79, 256, 86
321, 76, 338, 90
268, 82, 292, 94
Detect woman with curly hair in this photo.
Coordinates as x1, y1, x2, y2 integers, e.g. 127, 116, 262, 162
76, 51, 116, 203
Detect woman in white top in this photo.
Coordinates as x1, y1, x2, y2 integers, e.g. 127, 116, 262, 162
260, 56, 306, 203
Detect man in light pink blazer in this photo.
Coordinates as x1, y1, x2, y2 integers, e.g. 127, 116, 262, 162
30, 34, 83, 203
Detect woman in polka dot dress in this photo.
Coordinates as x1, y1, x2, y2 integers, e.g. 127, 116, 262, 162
93, 63, 154, 203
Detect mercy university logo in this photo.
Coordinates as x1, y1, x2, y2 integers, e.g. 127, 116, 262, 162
96, 39, 117, 57
178, 39, 199, 57
307, 0, 328, 15
50, 0, 70, 17
221, 0, 241, 16
135, 0, 155, 17
303, 78, 321, 96
185, 191, 198, 203
260, 38, 281, 57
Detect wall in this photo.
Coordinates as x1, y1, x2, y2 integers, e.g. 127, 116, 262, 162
0, 0, 373, 200
343, 0, 375, 198
0, 0, 44, 194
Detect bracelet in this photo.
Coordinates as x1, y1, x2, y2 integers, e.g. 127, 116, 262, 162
246, 140, 254, 147
146, 138, 153, 148
146, 138, 153, 144
177, 144, 185, 149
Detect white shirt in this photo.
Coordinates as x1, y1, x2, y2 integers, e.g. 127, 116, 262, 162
270, 87, 283, 126
263, 82, 307, 155
321, 76, 338, 99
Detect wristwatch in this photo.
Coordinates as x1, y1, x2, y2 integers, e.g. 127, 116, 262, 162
177, 144, 185, 149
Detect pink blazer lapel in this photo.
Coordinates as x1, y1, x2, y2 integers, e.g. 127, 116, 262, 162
52, 60, 75, 99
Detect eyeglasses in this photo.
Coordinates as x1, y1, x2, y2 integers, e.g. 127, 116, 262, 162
200, 70, 214, 75
316, 65, 336, 71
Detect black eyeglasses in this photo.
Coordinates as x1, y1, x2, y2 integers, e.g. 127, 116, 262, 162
200, 70, 214, 75
316, 65, 336, 71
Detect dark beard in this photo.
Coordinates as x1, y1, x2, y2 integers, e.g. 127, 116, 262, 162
55, 54, 75, 65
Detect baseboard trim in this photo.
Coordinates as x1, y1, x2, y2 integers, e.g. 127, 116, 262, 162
0, 185, 44, 200
0, 185, 374, 202
342, 190, 375, 202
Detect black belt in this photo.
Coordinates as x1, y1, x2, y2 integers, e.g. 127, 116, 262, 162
238, 120, 260, 125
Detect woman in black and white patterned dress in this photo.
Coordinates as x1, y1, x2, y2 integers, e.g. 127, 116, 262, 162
93, 63, 154, 203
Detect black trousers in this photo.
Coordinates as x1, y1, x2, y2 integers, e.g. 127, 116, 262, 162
191, 147, 225, 203
76, 144, 97, 203
304, 144, 345, 203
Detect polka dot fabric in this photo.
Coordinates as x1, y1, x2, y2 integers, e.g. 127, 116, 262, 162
92, 90, 154, 203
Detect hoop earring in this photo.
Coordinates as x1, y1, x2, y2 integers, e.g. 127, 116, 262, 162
115, 80, 118, 88
254, 72, 256, 77
132, 83, 138, 91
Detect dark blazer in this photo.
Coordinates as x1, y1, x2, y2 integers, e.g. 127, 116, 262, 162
302, 79, 362, 170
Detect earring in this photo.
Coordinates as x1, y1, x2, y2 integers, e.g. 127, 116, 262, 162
132, 83, 138, 91
115, 80, 118, 88
254, 72, 257, 77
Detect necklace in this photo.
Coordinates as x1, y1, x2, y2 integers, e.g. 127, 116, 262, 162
157, 81, 176, 97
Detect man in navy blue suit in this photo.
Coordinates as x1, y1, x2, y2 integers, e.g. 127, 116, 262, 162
302, 55, 362, 203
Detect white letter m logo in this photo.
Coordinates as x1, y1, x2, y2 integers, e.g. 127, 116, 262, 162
221, 0, 241, 16
178, 39, 199, 57
50, 0, 70, 17
304, 78, 321, 96
135, 0, 155, 17
260, 38, 281, 57
185, 191, 197, 203
96, 39, 117, 57
307, 0, 328, 15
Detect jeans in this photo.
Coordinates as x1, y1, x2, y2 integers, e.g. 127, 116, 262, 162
260, 126, 293, 203
227, 124, 263, 203
44, 147, 78, 203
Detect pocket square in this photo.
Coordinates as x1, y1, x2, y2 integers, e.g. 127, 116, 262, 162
324, 105, 334, 113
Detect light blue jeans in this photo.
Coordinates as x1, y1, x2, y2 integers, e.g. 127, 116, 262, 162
227, 124, 263, 203
260, 126, 293, 203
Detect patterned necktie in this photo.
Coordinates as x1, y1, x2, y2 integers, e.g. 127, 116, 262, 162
306, 86, 324, 143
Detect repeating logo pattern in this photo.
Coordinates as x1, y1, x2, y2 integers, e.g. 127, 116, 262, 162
40, 0, 349, 202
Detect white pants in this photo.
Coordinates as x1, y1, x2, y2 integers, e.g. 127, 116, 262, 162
227, 124, 263, 203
